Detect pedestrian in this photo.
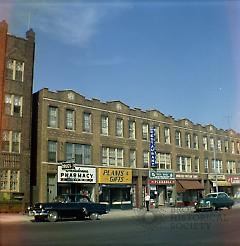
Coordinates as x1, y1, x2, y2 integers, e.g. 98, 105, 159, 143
145, 193, 150, 211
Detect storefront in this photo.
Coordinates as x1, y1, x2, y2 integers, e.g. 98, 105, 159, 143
176, 173, 204, 206
148, 170, 175, 207
98, 167, 133, 209
56, 165, 96, 202
226, 175, 240, 198
208, 174, 231, 194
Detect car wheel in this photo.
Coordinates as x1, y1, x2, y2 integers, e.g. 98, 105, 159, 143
47, 211, 58, 222
89, 213, 99, 220
211, 204, 217, 211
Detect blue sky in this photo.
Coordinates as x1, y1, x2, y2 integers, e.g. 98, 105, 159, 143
1, 0, 240, 132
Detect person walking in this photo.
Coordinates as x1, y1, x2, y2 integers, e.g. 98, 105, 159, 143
145, 193, 150, 211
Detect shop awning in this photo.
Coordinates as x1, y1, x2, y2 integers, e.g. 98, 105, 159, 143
176, 180, 204, 191
212, 181, 232, 187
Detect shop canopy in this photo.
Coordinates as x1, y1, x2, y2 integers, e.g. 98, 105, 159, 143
212, 181, 232, 187
176, 180, 204, 192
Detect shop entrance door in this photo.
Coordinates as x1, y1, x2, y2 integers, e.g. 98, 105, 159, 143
47, 174, 57, 202
158, 186, 165, 206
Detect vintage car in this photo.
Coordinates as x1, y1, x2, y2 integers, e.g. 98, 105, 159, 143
194, 192, 234, 212
29, 195, 109, 222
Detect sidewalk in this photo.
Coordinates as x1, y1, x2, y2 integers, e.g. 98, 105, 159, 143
0, 204, 239, 223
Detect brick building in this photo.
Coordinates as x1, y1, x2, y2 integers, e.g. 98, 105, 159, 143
31, 88, 240, 208
0, 20, 35, 212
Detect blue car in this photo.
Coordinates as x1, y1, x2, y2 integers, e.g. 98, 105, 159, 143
194, 192, 234, 212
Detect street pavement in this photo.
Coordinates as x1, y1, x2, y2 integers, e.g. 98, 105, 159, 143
0, 203, 240, 223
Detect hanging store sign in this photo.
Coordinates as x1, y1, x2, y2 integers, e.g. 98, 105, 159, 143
175, 173, 199, 179
149, 180, 175, 185
58, 166, 96, 183
98, 168, 132, 184
149, 170, 175, 180
150, 127, 157, 168
227, 176, 240, 184
208, 174, 226, 180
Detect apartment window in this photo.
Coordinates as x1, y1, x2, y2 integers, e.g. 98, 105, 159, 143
83, 112, 91, 132
204, 158, 209, 173
175, 130, 181, 147
177, 156, 191, 173
236, 161, 240, 174
156, 153, 171, 169
142, 123, 149, 140
185, 133, 191, 148
231, 141, 235, 154
4, 94, 23, 117
2, 130, 20, 153
4, 94, 12, 115
6, 59, 24, 82
212, 159, 223, 173
237, 142, 240, 154
224, 140, 229, 152
194, 158, 200, 173
10, 170, 20, 191
48, 106, 58, 128
210, 137, 215, 151
65, 109, 75, 130
129, 121, 136, 139
66, 143, 91, 165
116, 118, 123, 137
193, 134, 199, 149
164, 127, 171, 144
154, 126, 160, 142
227, 161, 236, 174
2, 130, 10, 152
0, 170, 20, 192
129, 150, 136, 168
217, 139, 222, 152
203, 136, 208, 150
143, 151, 149, 168
12, 132, 20, 153
48, 141, 57, 162
101, 115, 109, 135
101, 147, 123, 167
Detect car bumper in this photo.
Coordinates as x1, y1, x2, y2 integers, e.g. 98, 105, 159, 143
29, 210, 48, 217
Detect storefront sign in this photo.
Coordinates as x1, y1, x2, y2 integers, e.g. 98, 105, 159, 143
175, 173, 199, 179
208, 174, 226, 180
227, 176, 240, 184
149, 180, 175, 185
149, 170, 175, 180
58, 166, 96, 183
98, 168, 132, 184
150, 127, 157, 168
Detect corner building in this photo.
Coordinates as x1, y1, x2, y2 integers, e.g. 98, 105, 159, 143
0, 21, 35, 211
32, 88, 240, 208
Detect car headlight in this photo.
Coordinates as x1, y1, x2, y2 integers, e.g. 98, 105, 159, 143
194, 202, 197, 206
39, 204, 42, 209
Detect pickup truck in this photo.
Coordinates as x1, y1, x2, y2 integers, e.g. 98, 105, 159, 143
29, 196, 109, 222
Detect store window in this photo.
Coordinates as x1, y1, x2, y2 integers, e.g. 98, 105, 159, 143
0, 170, 20, 192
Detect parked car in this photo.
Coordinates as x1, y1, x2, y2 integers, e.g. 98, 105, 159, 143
28, 195, 109, 222
194, 192, 234, 212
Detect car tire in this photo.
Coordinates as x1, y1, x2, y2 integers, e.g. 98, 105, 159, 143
47, 211, 58, 222
89, 213, 99, 220
211, 204, 217, 211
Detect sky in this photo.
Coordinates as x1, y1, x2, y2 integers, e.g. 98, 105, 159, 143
1, 0, 240, 132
